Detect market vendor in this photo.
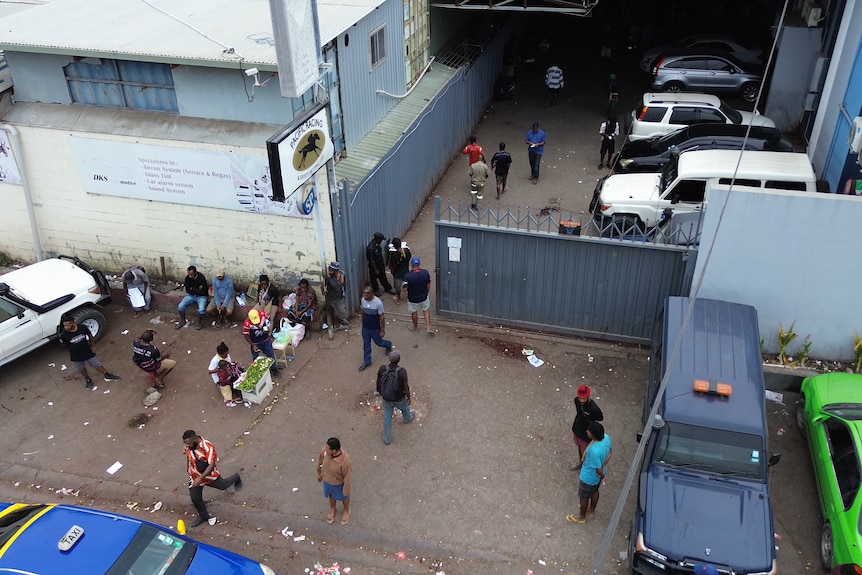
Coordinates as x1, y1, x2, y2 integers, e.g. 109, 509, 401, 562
242, 309, 279, 376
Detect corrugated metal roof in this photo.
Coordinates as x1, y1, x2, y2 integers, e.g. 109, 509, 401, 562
0, 0, 383, 69
334, 62, 459, 185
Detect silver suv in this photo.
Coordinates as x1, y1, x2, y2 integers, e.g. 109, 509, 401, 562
649, 49, 763, 102
628, 93, 776, 141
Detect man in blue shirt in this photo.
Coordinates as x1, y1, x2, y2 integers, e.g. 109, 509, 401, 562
206, 269, 235, 327
402, 257, 434, 335
358, 287, 392, 371
525, 122, 546, 184
568, 422, 612, 523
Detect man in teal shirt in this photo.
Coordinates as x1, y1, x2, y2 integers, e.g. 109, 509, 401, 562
569, 422, 612, 523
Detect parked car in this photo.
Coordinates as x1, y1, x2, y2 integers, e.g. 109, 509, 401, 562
629, 296, 780, 575
0, 502, 278, 574
629, 92, 776, 141
649, 48, 765, 102
639, 33, 764, 72
0, 256, 111, 367
796, 373, 862, 570
591, 149, 816, 230
614, 124, 793, 173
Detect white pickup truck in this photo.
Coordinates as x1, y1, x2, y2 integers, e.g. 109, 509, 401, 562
0, 256, 112, 367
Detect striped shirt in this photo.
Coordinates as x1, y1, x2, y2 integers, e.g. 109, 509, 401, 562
545, 66, 564, 90
186, 437, 220, 483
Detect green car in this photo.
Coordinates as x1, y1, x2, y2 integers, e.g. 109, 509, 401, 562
797, 372, 862, 569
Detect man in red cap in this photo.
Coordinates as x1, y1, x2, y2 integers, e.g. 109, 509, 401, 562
571, 384, 603, 469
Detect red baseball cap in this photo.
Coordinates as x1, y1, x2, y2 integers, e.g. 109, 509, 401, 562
577, 385, 591, 399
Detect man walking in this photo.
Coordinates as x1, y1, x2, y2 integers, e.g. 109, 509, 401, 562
525, 122, 546, 184
132, 329, 176, 388
545, 63, 564, 106
491, 142, 512, 199
322, 262, 350, 328
468, 153, 491, 210
59, 315, 120, 389
598, 115, 619, 170
316, 437, 352, 525
571, 384, 603, 467
206, 268, 235, 327
176, 265, 209, 330
568, 422, 612, 523
182, 430, 243, 528
376, 350, 413, 445
242, 309, 279, 376
358, 287, 392, 372
366, 232, 395, 296
403, 257, 433, 334
462, 135, 484, 165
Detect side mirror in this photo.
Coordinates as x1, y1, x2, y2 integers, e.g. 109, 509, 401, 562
636, 432, 643, 443
768, 453, 782, 467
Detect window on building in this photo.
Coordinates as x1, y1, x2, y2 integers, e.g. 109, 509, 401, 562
370, 26, 386, 69
64, 59, 179, 113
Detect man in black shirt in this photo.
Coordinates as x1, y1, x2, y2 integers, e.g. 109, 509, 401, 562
132, 329, 176, 389
59, 315, 120, 389
176, 265, 209, 330
491, 141, 513, 199
571, 384, 604, 469
366, 232, 395, 296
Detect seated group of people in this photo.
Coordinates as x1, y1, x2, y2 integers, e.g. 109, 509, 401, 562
121, 264, 323, 331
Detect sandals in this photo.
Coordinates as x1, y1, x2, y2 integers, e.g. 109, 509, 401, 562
565, 514, 586, 524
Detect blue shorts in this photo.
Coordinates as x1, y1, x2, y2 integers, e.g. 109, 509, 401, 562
578, 480, 599, 500
323, 481, 348, 501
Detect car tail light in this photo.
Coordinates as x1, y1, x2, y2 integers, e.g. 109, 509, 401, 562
638, 106, 648, 120
652, 57, 665, 77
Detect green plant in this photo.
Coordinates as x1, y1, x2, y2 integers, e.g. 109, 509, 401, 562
854, 333, 862, 374
778, 321, 798, 365
792, 336, 812, 367
0, 252, 9, 267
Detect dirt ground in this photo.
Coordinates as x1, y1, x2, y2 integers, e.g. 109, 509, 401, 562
0, 25, 825, 575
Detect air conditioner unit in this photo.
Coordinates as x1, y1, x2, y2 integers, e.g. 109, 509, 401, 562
807, 6, 823, 26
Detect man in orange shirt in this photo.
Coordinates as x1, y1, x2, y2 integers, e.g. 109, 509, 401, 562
462, 136, 483, 165
183, 430, 243, 528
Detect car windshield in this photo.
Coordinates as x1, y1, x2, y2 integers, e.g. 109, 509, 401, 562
719, 101, 743, 124
0, 505, 48, 548
824, 405, 862, 420
653, 128, 688, 152
106, 524, 195, 575
652, 421, 765, 480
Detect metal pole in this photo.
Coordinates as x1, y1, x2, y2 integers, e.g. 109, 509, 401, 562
2, 124, 42, 261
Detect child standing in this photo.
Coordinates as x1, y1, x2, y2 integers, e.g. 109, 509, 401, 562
215, 359, 246, 408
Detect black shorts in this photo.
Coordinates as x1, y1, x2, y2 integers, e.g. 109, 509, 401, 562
600, 139, 615, 156
578, 480, 600, 499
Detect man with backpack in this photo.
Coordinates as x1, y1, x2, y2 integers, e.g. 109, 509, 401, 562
376, 350, 412, 445
598, 115, 619, 170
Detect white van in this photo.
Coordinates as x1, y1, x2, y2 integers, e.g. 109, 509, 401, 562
590, 149, 816, 229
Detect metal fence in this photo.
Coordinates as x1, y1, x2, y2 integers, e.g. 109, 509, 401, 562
434, 197, 699, 343
332, 23, 510, 309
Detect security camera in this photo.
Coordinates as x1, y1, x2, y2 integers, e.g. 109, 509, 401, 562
245, 68, 259, 77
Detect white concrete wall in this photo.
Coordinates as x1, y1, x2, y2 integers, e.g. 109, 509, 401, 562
692, 185, 862, 361
0, 125, 336, 289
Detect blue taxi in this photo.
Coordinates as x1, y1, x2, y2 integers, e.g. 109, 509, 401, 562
0, 502, 278, 574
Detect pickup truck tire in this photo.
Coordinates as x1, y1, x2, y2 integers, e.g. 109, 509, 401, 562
602, 214, 643, 238
71, 307, 107, 341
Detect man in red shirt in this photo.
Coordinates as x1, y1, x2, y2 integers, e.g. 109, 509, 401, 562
182, 430, 242, 528
462, 136, 483, 165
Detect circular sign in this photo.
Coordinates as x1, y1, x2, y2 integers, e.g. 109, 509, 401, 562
300, 186, 316, 215
293, 130, 327, 171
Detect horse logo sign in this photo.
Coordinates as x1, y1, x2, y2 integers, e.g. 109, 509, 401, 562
267, 108, 334, 200
293, 132, 324, 170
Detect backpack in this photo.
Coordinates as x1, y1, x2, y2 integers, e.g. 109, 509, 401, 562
379, 365, 403, 401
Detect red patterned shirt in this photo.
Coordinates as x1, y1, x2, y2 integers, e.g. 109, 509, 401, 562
186, 437, 220, 484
